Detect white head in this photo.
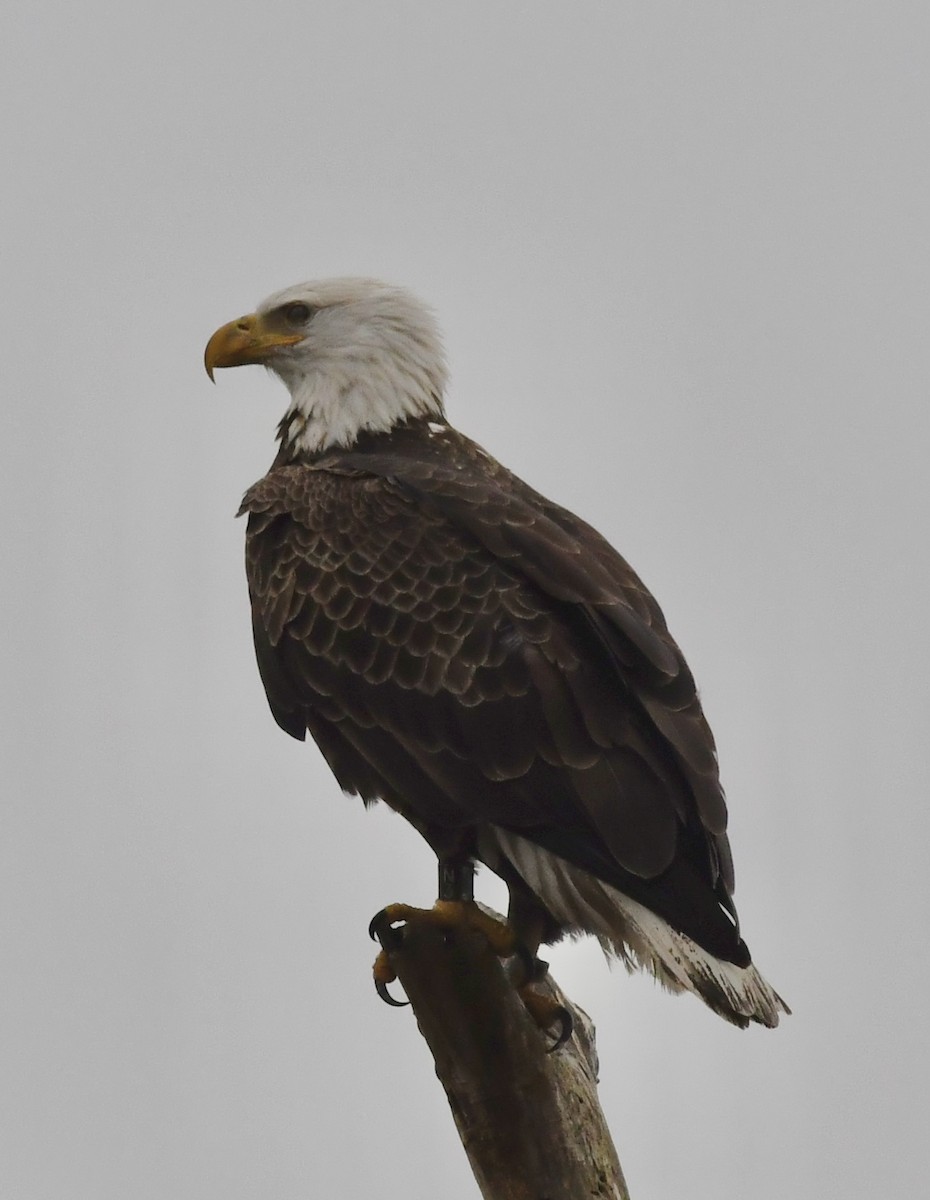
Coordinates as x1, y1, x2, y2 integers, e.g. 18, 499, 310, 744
204, 277, 448, 454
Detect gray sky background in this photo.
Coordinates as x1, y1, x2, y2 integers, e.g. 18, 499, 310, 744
2, 3, 928, 1197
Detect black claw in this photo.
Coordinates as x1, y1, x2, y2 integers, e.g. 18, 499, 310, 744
369, 909, 402, 946
375, 978, 410, 1008
546, 1005, 574, 1053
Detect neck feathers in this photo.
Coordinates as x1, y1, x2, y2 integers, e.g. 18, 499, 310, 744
277, 364, 445, 455
269, 283, 448, 455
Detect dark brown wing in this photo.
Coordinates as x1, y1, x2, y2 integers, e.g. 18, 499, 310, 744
333, 428, 731, 859
240, 424, 740, 958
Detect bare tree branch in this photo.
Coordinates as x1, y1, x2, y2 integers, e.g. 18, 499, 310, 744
378, 918, 631, 1200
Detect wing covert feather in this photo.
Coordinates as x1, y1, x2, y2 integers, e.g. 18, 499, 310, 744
240, 426, 732, 901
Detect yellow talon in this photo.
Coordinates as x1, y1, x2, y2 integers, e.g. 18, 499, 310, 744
372, 899, 518, 956
369, 898, 568, 1043
372, 948, 397, 986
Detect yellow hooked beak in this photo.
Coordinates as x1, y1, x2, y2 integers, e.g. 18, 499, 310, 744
204, 313, 304, 381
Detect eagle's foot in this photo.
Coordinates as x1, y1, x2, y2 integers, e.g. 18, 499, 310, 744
517, 983, 574, 1052
369, 900, 517, 1009
368, 902, 570, 1049
370, 908, 410, 1007
372, 947, 410, 1007
369, 899, 517, 956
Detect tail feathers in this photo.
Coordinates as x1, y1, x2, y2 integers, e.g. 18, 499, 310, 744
488, 828, 789, 1029
602, 890, 789, 1029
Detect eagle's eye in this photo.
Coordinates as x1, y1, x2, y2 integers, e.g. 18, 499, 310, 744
283, 302, 314, 326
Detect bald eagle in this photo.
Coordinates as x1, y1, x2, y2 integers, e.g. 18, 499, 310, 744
205, 278, 787, 1029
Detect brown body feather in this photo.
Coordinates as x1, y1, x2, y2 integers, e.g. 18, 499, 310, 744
240, 420, 749, 970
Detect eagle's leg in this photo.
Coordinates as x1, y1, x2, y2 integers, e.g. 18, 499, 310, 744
438, 856, 474, 902
370, 856, 510, 1008
505, 887, 574, 1051
370, 858, 572, 1050
369, 857, 518, 967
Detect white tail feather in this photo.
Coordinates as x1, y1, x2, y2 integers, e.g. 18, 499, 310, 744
485, 828, 788, 1028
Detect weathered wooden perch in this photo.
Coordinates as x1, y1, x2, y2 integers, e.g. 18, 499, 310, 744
376, 917, 631, 1200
